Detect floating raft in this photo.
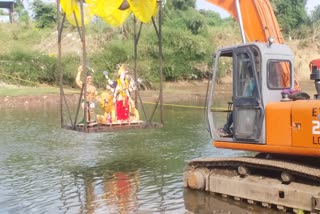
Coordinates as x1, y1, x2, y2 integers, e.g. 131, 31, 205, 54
66, 120, 163, 133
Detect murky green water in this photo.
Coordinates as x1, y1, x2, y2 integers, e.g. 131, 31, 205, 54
0, 102, 279, 213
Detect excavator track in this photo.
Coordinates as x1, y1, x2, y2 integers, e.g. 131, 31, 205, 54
183, 155, 320, 213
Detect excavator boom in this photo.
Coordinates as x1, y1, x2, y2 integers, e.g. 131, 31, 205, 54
206, 0, 284, 43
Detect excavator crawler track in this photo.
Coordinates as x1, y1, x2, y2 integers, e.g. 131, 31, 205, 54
183, 155, 320, 213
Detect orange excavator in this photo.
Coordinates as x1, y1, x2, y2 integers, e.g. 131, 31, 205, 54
183, 0, 320, 212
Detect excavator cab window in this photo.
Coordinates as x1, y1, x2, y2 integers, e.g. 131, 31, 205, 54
232, 47, 263, 142
236, 58, 258, 97
267, 60, 292, 89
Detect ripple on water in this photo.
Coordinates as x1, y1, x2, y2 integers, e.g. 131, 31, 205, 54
1, 105, 264, 213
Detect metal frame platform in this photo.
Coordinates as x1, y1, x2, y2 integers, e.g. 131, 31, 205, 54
57, 0, 164, 133
67, 121, 163, 133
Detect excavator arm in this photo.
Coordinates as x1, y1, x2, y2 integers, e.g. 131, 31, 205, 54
206, 0, 283, 43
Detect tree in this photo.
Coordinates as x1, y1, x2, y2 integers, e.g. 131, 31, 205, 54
310, 5, 320, 42
163, 1, 207, 35
15, 0, 30, 25
273, 0, 308, 38
181, 9, 207, 35
172, 0, 196, 10
31, 0, 56, 28
199, 10, 223, 27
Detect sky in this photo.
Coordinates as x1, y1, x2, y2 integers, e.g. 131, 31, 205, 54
196, 0, 320, 18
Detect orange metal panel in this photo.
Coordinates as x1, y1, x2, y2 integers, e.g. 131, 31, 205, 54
206, 0, 283, 43
265, 102, 292, 146
214, 100, 320, 157
213, 141, 320, 157
292, 100, 320, 148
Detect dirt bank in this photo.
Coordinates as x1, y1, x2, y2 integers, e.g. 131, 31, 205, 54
0, 94, 78, 110
0, 81, 213, 109
0, 79, 316, 109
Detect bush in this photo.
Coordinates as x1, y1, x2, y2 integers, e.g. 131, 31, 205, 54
60, 54, 81, 87
164, 8, 207, 35
160, 27, 212, 80
0, 50, 78, 86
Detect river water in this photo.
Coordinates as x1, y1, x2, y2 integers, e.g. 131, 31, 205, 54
0, 101, 280, 214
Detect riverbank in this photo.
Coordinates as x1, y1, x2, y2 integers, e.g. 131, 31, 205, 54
0, 79, 316, 109
0, 81, 212, 109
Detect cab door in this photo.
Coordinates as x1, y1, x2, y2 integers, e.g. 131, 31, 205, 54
232, 47, 264, 142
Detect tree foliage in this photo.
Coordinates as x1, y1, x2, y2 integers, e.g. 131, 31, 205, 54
163, 1, 207, 35
31, 0, 56, 28
273, 0, 308, 37
311, 5, 320, 21
172, 0, 196, 10
165, 9, 207, 35
15, 0, 30, 25
310, 5, 320, 42
199, 10, 224, 27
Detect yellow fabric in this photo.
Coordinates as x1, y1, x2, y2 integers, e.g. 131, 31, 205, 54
127, 0, 158, 23
101, 8, 131, 27
86, 0, 131, 27
87, 0, 122, 17
66, 6, 94, 27
60, 0, 94, 26
60, 0, 77, 15
60, 0, 158, 27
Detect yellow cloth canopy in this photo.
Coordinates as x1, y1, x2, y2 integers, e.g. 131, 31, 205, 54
59, 0, 158, 27
60, 0, 94, 26
127, 0, 158, 24
87, 0, 131, 27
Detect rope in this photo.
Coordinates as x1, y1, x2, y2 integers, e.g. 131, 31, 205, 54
0, 71, 229, 112
0, 71, 40, 86
0, 71, 71, 91
142, 101, 229, 111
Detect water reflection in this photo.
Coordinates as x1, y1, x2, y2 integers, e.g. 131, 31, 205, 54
82, 170, 139, 214
0, 103, 275, 213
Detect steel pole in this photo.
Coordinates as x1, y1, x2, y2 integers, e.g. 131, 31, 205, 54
157, 0, 164, 124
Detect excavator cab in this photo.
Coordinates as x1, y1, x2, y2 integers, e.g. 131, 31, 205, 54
186, 42, 320, 212
207, 42, 294, 144
185, 1, 320, 212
